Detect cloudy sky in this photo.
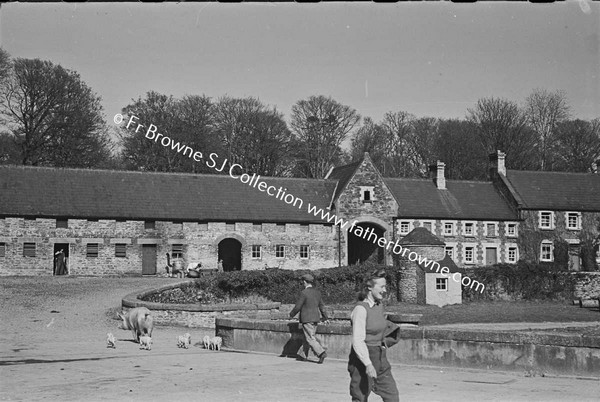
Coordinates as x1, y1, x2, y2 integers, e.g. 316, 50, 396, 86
1, 1, 598, 126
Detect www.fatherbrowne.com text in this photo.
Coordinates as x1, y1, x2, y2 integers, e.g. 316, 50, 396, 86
114, 113, 485, 293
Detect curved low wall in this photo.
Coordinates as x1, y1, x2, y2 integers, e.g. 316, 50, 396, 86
121, 281, 281, 328
215, 317, 600, 377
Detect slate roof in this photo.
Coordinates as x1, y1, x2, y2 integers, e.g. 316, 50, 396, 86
418, 254, 463, 274
398, 227, 445, 246
327, 160, 361, 202
0, 165, 337, 223
504, 170, 600, 212
384, 178, 518, 220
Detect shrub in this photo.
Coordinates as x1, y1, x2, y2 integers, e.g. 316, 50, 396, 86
462, 261, 577, 302
192, 261, 399, 305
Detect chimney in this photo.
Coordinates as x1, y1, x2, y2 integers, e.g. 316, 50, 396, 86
489, 150, 506, 178
428, 160, 446, 190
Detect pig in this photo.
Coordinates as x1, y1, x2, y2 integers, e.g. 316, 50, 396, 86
177, 333, 191, 349
203, 335, 211, 349
139, 335, 152, 350
210, 336, 222, 351
117, 307, 154, 342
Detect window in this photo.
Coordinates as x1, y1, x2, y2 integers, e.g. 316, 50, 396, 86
252, 245, 262, 259
300, 245, 310, 259
253, 223, 262, 232
445, 246, 454, 259
421, 221, 433, 233
276, 223, 286, 232
443, 222, 455, 236
226, 222, 235, 231
485, 223, 497, 237
463, 222, 475, 237
464, 246, 474, 264
539, 211, 554, 229
172, 244, 183, 259
540, 241, 554, 262
435, 278, 448, 291
56, 219, 68, 229
86, 243, 99, 258
275, 244, 285, 258
23, 242, 36, 257
399, 221, 411, 235
115, 243, 127, 258
506, 223, 517, 237
144, 221, 155, 230
565, 212, 581, 230
360, 186, 375, 203
507, 246, 518, 263
300, 224, 309, 233
0, 242, 5, 258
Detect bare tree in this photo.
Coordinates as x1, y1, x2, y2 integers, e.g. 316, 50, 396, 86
551, 119, 600, 173
214, 96, 293, 176
0, 58, 112, 168
467, 97, 538, 171
380, 111, 416, 177
349, 117, 388, 170
435, 119, 487, 180
524, 88, 571, 170
290, 95, 360, 178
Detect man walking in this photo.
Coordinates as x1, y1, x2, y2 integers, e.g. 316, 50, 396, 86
289, 273, 329, 364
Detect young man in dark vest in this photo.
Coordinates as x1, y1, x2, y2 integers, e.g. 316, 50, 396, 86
289, 273, 330, 364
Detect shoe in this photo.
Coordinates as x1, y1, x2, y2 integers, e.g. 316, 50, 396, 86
318, 351, 327, 364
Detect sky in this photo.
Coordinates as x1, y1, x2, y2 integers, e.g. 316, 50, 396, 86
1, 1, 598, 130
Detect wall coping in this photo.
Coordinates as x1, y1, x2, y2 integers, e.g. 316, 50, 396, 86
121, 280, 281, 312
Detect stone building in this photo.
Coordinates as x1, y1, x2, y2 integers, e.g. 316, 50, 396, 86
0, 151, 598, 276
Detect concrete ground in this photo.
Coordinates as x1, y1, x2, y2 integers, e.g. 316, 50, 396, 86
1, 277, 598, 401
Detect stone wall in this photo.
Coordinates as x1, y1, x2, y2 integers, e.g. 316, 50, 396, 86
573, 272, 600, 300
0, 217, 339, 276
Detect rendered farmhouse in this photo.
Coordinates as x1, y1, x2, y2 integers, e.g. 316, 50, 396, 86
1, 151, 599, 280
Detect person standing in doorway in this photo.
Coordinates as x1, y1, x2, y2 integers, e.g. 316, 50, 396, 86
348, 269, 399, 402
289, 273, 329, 364
54, 249, 66, 276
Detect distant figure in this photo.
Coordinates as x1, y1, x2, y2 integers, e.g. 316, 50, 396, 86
54, 249, 67, 276
165, 252, 173, 276
217, 259, 223, 273
289, 273, 329, 364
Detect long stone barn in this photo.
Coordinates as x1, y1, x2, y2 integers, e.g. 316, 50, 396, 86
1, 152, 599, 276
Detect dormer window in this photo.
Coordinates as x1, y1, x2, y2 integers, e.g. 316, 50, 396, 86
360, 186, 375, 203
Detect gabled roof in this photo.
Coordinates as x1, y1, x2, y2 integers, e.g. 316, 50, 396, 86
504, 170, 600, 211
418, 254, 463, 274
326, 160, 361, 201
0, 165, 337, 223
384, 178, 518, 220
398, 227, 445, 246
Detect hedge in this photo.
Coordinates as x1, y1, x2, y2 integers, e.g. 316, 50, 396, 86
191, 261, 399, 305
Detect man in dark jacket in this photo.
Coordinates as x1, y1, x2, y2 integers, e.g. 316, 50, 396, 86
289, 273, 329, 364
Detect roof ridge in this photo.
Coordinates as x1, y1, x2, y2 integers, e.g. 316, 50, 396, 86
0, 164, 337, 182
507, 169, 600, 177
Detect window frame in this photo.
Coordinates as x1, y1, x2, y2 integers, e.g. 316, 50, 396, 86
86, 243, 99, 258
538, 211, 554, 230
398, 221, 412, 235
299, 245, 310, 260
275, 244, 286, 259
540, 241, 554, 262
115, 243, 127, 258
23, 242, 36, 257
442, 221, 455, 236
506, 222, 518, 238
171, 244, 184, 259
463, 245, 475, 264
565, 212, 581, 231
462, 221, 476, 237
444, 245, 455, 259
435, 278, 448, 291
507, 246, 518, 263
484, 222, 498, 237
251, 245, 262, 259
420, 220, 435, 233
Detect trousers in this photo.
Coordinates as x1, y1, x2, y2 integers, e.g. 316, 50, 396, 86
348, 345, 399, 402
301, 322, 325, 357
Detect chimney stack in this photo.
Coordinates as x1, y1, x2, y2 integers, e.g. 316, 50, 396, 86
428, 161, 446, 190
489, 150, 506, 178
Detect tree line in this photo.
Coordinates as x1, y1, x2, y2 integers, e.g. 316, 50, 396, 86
1, 50, 599, 180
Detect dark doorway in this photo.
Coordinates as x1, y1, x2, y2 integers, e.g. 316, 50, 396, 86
218, 238, 242, 272
485, 248, 497, 265
53, 243, 70, 275
348, 223, 385, 265
142, 245, 157, 275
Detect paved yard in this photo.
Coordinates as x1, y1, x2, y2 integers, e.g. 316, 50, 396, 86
1, 276, 598, 401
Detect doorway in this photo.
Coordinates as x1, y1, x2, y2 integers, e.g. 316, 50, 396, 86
53, 243, 70, 275
485, 247, 497, 265
218, 238, 242, 272
347, 223, 385, 265
142, 245, 157, 275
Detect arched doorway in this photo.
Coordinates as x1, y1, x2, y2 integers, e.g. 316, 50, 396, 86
218, 238, 242, 272
348, 223, 386, 265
